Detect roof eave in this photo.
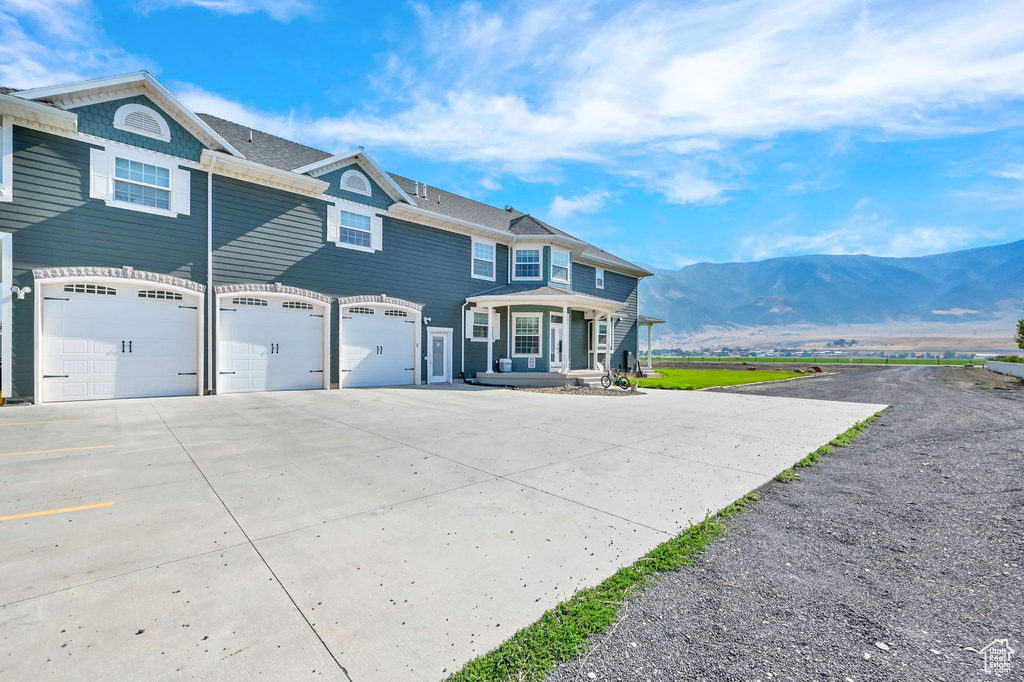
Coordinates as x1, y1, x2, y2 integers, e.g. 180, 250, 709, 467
202, 150, 329, 197
13, 71, 245, 159
293, 148, 416, 205
0, 93, 78, 132
388, 203, 513, 240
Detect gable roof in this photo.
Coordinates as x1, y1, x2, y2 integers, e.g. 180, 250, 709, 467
13, 72, 243, 158
197, 113, 330, 170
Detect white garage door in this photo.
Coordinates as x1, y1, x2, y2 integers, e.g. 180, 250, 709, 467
218, 296, 326, 393
40, 281, 200, 402
341, 306, 417, 387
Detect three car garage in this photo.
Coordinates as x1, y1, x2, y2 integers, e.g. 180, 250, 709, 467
32, 268, 424, 403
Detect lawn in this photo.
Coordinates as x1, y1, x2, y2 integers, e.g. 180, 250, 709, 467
637, 367, 806, 390
644, 356, 986, 366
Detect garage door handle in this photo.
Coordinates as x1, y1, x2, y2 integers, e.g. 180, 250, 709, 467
179, 305, 198, 309
44, 374, 69, 378
309, 370, 323, 373
310, 314, 323, 318
122, 340, 125, 353
178, 372, 197, 376
129, 341, 132, 353
219, 371, 236, 375
44, 296, 69, 301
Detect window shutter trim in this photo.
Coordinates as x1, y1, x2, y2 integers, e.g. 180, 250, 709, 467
89, 149, 112, 201
327, 206, 340, 242
173, 168, 191, 215
371, 215, 383, 252
492, 312, 501, 340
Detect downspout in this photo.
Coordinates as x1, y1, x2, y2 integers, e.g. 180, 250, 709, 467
206, 164, 214, 394
507, 238, 514, 284
460, 299, 468, 383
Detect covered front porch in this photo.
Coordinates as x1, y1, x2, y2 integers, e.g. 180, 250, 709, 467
464, 285, 626, 385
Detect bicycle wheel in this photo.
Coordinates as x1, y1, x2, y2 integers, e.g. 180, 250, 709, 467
616, 376, 631, 390
601, 375, 612, 388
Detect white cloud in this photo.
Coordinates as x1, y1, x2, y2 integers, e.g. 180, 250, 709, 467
548, 190, 610, 219
0, 0, 149, 88
736, 199, 1002, 260
135, 0, 314, 22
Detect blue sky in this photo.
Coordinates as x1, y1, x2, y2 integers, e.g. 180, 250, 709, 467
3, 0, 1024, 269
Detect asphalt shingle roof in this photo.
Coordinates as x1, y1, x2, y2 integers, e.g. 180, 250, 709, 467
189, 114, 651, 276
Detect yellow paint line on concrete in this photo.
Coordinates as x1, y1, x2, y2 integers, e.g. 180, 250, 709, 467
0, 418, 113, 428
0, 502, 115, 522
0, 445, 115, 458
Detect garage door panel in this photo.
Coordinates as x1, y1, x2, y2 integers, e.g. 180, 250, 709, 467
41, 281, 201, 403
341, 309, 416, 388
218, 298, 325, 394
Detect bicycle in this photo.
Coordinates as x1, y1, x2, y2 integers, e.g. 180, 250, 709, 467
600, 367, 632, 390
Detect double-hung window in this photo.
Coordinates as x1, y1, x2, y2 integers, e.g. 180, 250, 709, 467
114, 157, 170, 210
551, 249, 571, 285
327, 202, 382, 253
89, 147, 190, 217
513, 314, 541, 356
339, 210, 372, 248
472, 239, 495, 280
513, 249, 541, 280
472, 312, 490, 339
595, 268, 605, 289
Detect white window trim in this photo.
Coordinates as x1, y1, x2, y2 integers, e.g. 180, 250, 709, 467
470, 310, 490, 342
595, 267, 605, 289
550, 248, 571, 285
511, 313, 542, 358
471, 237, 496, 281
92, 145, 189, 218
339, 169, 372, 197
0, 118, 12, 203
113, 103, 171, 142
512, 247, 543, 282
326, 199, 383, 253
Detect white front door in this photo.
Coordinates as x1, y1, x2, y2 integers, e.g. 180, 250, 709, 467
427, 329, 451, 384
549, 323, 564, 369
218, 296, 326, 393
341, 306, 417, 387
40, 281, 200, 402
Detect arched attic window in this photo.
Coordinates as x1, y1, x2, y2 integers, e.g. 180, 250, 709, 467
340, 169, 371, 196
113, 103, 171, 142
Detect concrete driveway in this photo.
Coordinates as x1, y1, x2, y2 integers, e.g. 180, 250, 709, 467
0, 385, 885, 680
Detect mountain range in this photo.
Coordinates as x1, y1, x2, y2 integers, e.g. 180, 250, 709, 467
639, 239, 1024, 335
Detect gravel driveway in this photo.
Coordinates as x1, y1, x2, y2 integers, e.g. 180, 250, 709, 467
547, 365, 1023, 682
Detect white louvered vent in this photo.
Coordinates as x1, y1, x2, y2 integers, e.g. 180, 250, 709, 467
114, 104, 171, 141
340, 170, 371, 196
123, 110, 163, 136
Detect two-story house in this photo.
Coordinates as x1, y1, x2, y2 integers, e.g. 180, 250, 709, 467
0, 72, 651, 403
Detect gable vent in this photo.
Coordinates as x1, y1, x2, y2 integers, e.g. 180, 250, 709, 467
346, 174, 367, 192
123, 110, 163, 136
114, 103, 171, 141
339, 169, 372, 197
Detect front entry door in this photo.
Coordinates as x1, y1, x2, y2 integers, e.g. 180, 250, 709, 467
549, 323, 564, 369
428, 329, 451, 384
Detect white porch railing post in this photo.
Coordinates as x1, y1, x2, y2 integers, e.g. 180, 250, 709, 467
647, 324, 653, 369
484, 306, 494, 374
561, 305, 569, 374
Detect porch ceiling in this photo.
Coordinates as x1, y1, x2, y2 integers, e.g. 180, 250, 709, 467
466, 285, 623, 313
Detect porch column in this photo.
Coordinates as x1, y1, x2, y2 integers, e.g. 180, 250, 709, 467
591, 310, 599, 370
602, 312, 609, 369
561, 305, 569, 374
646, 324, 653, 369
484, 306, 494, 374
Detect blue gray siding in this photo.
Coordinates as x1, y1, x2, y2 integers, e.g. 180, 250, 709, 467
69, 95, 208, 162
210, 175, 509, 383
0, 125, 209, 397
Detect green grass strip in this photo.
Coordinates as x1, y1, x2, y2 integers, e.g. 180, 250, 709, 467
448, 493, 759, 682
451, 411, 887, 681
637, 368, 805, 391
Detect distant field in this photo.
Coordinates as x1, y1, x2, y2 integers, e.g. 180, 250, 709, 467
644, 356, 987, 366
637, 368, 806, 390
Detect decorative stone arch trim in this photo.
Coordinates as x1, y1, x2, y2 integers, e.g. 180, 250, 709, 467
337, 294, 423, 312
32, 266, 205, 293
215, 282, 331, 305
